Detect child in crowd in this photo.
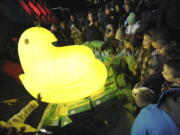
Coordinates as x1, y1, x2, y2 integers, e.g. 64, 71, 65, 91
115, 36, 141, 88
105, 24, 115, 41
148, 28, 170, 74
125, 12, 140, 35
132, 87, 157, 108
138, 32, 155, 80
162, 59, 180, 91
132, 28, 180, 109
151, 27, 180, 71
131, 88, 180, 135
103, 24, 119, 54
119, 36, 141, 76
132, 58, 180, 108
132, 73, 165, 108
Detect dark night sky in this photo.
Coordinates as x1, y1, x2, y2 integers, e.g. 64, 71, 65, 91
45, 0, 114, 13
46, 0, 89, 12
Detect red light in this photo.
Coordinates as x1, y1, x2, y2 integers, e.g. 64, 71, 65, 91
37, 3, 47, 16
28, 0, 41, 16
19, 0, 32, 15
43, 3, 51, 15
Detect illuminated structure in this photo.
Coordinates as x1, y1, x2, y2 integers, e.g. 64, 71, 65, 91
18, 27, 121, 128
18, 27, 107, 103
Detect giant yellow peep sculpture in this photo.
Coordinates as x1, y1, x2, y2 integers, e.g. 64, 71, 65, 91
18, 27, 107, 103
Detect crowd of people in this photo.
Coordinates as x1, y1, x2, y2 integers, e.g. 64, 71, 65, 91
49, 0, 180, 134
1, 0, 180, 134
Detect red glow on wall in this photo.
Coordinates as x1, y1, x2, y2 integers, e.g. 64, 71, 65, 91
43, 4, 51, 15
19, 0, 32, 15
28, 1, 41, 16
37, 3, 46, 16
19, 0, 57, 24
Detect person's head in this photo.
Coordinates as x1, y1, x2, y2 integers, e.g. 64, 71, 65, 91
115, 5, 120, 12
132, 87, 157, 108
105, 6, 111, 15
70, 15, 75, 22
50, 24, 58, 32
124, 1, 133, 13
105, 24, 114, 38
81, 24, 86, 32
151, 27, 180, 55
60, 21, 66, 29
124, 4, 129, 13
106, 24, 113, 31
70, 24, 77, 32
115, 28, 125, 41
87, 12, 94, 22
162, 59, 180, 84
127, 12, 136, 25
124, 0, 129, 5
143, 32, 152, 49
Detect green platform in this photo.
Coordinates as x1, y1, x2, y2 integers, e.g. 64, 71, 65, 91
37, 42, 129, 130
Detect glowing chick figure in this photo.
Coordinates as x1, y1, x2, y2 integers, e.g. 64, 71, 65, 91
18, 27, 107, 103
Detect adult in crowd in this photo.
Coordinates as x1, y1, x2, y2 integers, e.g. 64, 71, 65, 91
101, 5, 114, 31
68, 14, 79, 29
85, 12, 104, 41
125, 12, 140, 35
137, 32, 154, 80
113, 4, 126, 31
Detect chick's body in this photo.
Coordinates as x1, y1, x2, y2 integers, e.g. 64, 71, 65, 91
18, 27, 107, 103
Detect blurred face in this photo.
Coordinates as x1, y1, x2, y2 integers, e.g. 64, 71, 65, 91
82, 26, 85, 31
51, 25, 57, 32
152, 41, 167, 55
128, 21, 133, 25
134, 91, 150, 108
70, 15, 74, 21
143, 34, 151, 49
132, 88, 155, 108
134, 96, 144, 108
88, 13, 93, 22
115, 5, 120, 12
71, 25, 76, 31
124, 4, 130, 13
162, 64, 176, 83
105, 9, 111, 15
60, 22, 65, 29
106, 24, 113, 30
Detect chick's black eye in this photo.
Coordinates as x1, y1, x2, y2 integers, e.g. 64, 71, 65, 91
25, 39, 29, 45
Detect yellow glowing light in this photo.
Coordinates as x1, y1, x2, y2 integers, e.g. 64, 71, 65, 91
18, 27, 107, 103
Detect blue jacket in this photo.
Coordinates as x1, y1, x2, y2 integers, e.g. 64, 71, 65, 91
131, 104, 180, 135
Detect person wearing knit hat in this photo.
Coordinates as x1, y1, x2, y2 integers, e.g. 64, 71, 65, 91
127, 12, 136, 25
132, 87, 157, 108
131, 88, 180, 135
132, 73, 165, 108
125, 12, 140, 35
